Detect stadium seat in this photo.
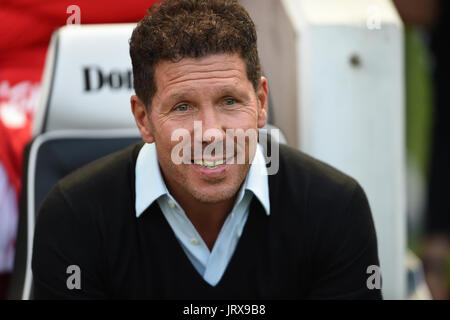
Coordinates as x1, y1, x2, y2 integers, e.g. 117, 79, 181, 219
33, 23, 139, 136
7, 132, 141, 300
8, 24, 142, 300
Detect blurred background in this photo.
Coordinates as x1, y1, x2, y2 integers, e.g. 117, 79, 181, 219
0, 0, 448, 300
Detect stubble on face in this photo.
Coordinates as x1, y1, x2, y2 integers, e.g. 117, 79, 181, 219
147, 53, 265, 205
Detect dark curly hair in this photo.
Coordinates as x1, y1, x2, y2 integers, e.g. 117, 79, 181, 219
129, 0, 261, 107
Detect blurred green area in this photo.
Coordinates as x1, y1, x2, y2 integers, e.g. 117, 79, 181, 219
405, 26, 450, 292
405, 26, 433, 176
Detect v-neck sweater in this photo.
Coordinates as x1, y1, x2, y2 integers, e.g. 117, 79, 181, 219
32, 141, 382, 299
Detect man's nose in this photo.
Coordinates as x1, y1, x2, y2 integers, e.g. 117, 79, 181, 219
197, 106, 225, 142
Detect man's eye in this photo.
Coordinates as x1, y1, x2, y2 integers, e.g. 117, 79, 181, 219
224, 98, 235, 106
175, 103, 189, 111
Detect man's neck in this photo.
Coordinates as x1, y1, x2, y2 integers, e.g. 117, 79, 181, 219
184, 198, 236, 251
166, 182, 237, 251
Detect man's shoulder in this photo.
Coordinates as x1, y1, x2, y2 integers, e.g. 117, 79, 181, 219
271, 143, 368, 224
35, 142, 144, 262
275, 145, 380, 300
277, 143, 359, 196
56, 141, 143, 204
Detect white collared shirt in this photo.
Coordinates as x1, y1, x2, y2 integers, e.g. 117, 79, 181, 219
135, 143, 270, 286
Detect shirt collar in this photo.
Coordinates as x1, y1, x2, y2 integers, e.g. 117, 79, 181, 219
135, 142, 270, 217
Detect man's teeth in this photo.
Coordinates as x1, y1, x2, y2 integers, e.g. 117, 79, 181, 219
193, 159, 225, 168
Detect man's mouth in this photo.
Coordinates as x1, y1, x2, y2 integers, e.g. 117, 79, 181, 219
192, 159, 225, 169
190, 154, 236, 173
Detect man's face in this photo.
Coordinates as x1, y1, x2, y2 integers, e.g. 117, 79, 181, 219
131, 53, 268, 204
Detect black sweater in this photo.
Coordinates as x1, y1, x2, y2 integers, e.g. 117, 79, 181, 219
32, 142, 382, 299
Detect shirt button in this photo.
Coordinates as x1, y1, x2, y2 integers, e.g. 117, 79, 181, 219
168, 199, 176, 209
190, 238, 199, 245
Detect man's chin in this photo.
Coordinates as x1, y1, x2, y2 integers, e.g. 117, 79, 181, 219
189, 186, 239, 204
182, 164, 249, 203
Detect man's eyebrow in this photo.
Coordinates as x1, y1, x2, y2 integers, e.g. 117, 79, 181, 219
166, 91, 193, 102
217, 86, 247, 96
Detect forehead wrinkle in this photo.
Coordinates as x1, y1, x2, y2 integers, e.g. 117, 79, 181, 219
166, 82, 243, 101
154, 54, 252, 102
166, 73, 243, 88
156, 68, 245, 100
157, 55, 246, 83
161, 74, 245, 99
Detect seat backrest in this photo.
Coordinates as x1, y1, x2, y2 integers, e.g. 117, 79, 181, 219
8, 130, 141, 300
33, 23, 138, 136
7, 23, 143, 299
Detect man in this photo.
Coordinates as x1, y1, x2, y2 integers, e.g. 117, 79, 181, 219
32, 0, 382, 299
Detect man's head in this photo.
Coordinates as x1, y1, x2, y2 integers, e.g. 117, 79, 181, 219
130, 0, 268, 205
130, 0, 262, 107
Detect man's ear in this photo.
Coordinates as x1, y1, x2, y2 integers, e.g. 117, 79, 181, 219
131, 95, 155, 143
256, 76, 269, 129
